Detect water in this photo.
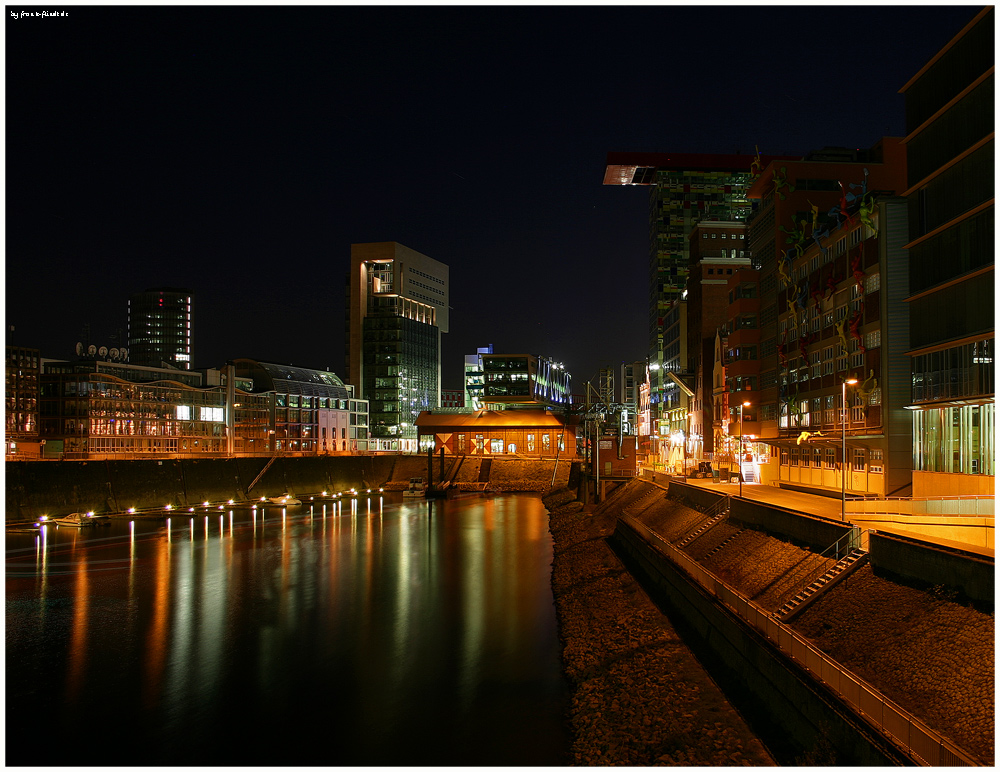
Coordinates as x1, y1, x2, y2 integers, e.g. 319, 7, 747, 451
6, 494, 571, 766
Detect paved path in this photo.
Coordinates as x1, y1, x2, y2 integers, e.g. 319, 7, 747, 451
642, 472, 993, 558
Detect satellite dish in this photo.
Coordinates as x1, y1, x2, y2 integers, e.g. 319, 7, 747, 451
75, 342, 83, 356
87, 345, 97, 357
109, 348, 120, 360
98, 346, 108, 358
120, 347, 128, 360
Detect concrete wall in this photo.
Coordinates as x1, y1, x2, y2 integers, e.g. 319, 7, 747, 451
5, 455, 576, 522
729, 497, 853, 552
869, 531, 994, 605
5, 456, 397, 521
610, 521, 910, 766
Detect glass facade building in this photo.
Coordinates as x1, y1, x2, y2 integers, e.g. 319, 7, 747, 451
901, 7, 994, 494
347, 242, 449, 450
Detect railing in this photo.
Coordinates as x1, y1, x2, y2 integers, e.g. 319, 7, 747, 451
620, 515, 978, 766
848, 497, 994, 518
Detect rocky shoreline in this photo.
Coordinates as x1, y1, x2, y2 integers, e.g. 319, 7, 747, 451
543, 487, 775, 765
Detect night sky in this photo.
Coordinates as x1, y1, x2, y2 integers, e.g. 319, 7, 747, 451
5, 4, 978, 391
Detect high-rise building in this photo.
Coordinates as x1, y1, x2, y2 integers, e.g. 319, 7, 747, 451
127, 287, 193, 369
5, 345, 40, 457
687, 220, 752, 461
346, 242, 449, 450
603, 151, 793, 464
900, 7, 994, 495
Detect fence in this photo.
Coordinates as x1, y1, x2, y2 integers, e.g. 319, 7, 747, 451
621, 515, 978, 766
847, 496, 994, 517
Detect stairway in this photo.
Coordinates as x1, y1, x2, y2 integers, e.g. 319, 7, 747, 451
675, 511, 728, 548
775, 549, 868, 621
740, 461, 756, 483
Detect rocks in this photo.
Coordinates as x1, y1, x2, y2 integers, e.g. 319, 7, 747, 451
546, 488, 774, 766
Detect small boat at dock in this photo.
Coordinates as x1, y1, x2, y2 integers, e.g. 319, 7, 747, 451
53, 512, 111, 527
402, 478, 427, 499
266, 494, 302, 507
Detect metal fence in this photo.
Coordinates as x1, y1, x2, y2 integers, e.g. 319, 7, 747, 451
847, 496, 994, 517
621, 515, 978, 766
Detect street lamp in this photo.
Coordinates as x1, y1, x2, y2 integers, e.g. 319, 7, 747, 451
841, 377, 858, 521
739, 400, 751, 497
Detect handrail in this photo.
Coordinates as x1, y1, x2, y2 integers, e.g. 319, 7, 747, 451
619, 515, 978, 766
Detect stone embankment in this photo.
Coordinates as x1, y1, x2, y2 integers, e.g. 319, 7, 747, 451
542, 486, 775, 766
546, 478, 995, 766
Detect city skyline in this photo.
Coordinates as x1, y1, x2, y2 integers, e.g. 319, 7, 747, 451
5, 4, 978, 390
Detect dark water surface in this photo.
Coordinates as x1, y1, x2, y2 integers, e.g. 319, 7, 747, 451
6, 494, 570, 766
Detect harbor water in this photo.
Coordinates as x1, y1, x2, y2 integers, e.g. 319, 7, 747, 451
6, 493, 570, 766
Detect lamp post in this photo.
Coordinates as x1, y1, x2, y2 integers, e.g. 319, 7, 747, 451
739, 400, 750, 496
841, 378, 858, 521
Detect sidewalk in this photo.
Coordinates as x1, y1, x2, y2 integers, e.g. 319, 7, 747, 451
648, 472, 993, 558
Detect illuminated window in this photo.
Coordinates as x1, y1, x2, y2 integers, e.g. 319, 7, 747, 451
176, 405, 191, 420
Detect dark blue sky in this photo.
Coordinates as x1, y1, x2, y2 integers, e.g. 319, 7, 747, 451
5, 4, 978, 390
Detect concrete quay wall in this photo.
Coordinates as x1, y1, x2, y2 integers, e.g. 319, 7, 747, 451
610, 519, 909, 766
4, 456, 577, 522
869, 530, 994, 605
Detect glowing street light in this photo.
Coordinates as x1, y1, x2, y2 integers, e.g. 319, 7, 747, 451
739, 401, 751, 497
842, 377, 859, 521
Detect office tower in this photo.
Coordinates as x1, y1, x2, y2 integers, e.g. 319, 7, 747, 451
604, 151, 786, 462
687, 220, 752, 460
347, 242, 449, 449
127, 288, 193, 369
900, 7, 994, 493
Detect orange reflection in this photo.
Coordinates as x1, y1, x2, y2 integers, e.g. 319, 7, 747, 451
65, 554, 89, 703
143, 539, 171, 709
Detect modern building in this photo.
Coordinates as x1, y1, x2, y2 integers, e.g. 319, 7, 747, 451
415, 409, 576, 459
39, 361, 233, 458
35, 357, 369, 459
464, 344, 493, 410
231, 359, 367, 454
127, 287, 193, 369
478, 353, 572, 410
686, 221, 752, 463
899, 6, 994, 496
603, 151, 795, 464
346, 242, 448, 451
744, 138, 911, 497
6, 345, 41, 457
440, 389, 465, 409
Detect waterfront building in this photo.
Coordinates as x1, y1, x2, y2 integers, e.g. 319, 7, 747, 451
35, 357, 369, 459
5, 345, 41, 457
899, 7, 994, 496
347, 242, 449, 451
745, 138, 910, 496
687, 221, 752, 464
39, 361, 234, 458
603, 151, 794, 465
127, 287, 193, 369
415, 409, 577, 459
231, 359, 367, 454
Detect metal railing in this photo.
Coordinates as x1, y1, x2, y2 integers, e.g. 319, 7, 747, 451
620, 515, 978, 766
847, 496, 994, 518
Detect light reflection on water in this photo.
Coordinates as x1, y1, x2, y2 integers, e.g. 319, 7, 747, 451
6, 493, 569, 766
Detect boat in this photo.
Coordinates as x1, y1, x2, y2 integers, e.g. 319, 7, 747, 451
266, 494, 302, 507
53, 512, 111, 527
402, 477, 427, 499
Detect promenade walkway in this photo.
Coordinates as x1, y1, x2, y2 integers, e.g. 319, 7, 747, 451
641, 470, 993, 558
